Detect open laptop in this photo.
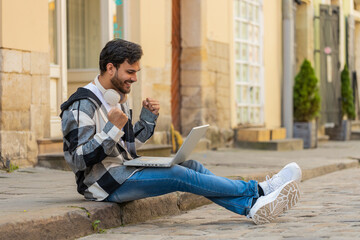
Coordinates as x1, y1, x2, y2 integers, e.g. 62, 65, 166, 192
124, 125, 209, 167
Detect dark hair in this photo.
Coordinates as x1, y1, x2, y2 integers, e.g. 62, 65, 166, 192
99, 39, 143, 74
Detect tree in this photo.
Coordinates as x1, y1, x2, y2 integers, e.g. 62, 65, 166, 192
340, 64, 355, 120
293, 59, 320, 122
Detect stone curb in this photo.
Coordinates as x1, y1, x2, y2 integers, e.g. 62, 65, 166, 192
1, 161, 358, 240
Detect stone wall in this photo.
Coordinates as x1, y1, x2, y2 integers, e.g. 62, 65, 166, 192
180, 40, 233, 149
0, 48, 50, 167
135, 66, 172, 146
295, 2, 314, 71
207, 40, 231, 129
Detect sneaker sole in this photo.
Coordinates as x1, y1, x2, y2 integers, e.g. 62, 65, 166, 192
252, 181, 300, 225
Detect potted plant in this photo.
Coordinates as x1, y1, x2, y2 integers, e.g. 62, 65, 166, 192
293, 59, 321, 148
326, 64, 355, 140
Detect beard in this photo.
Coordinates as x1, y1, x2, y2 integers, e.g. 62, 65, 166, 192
110, 74, 134, 94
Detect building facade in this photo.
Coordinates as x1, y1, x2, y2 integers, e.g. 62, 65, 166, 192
0, 0, 359, 167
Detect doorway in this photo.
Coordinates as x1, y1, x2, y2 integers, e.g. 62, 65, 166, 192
319, 4, 341, 125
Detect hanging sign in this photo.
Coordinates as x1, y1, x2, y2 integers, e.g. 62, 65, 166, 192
324, 46, 332, 55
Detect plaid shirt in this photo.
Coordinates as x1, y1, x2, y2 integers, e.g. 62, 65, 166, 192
60, 87, 157, 201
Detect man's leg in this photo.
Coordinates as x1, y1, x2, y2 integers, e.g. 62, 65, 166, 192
177, 161, 301, 224
179, 159, 215, 175
179, 160, 262, 216
106, 161, 258, 216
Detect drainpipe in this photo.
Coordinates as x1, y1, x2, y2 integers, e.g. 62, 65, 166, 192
282, 0, 295, 138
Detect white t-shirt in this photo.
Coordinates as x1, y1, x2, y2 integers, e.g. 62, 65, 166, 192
83, 76, 121, 113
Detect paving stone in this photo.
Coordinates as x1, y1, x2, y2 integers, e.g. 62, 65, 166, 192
1, 141, 360, 240
80, 167, 360, 240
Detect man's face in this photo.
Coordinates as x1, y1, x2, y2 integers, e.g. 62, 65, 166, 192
110, 60, 140, 94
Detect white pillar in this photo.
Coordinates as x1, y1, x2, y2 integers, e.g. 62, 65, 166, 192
282, 0, 295, 138
100, 0, 113, 47
59, 0, 68, 102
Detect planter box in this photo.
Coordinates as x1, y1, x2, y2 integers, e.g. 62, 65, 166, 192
325, 120, 351, 141
236, 128, 270, 142
293, 121, 317, 149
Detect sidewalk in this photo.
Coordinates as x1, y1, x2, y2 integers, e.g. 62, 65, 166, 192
1, 141, 359, 240
80, 167, 360, 240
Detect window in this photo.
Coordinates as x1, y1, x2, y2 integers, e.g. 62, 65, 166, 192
234, 0, 263, 125
112, 0, 125, 39
67, 0, 101, 69
66, 0, 125, 69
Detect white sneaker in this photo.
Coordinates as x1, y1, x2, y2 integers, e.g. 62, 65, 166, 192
259, 162, 302, 196
248, 180, 300, 225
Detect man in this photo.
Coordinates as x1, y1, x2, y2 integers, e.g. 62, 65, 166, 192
60, 39, 302, 225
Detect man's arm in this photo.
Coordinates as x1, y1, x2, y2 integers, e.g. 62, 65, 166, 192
133, 98, 160, 146
62, 99, 124, 171
133, 108, 158, 146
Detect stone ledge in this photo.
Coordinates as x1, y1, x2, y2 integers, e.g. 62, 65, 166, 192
234, 139, 303, 151
1, 160, 358, 240
37, 153, 70, 171
37, 138, 63, 154
0, 192, 211, 240
351, 121, 360, 130
37, 144, 173, 171
236, 128, 271, 142
351, 131, 360, 140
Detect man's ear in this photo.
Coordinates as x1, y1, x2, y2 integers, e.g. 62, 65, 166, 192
106, 63, 116, 76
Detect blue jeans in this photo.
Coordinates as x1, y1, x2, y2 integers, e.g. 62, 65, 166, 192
105, 160, 259, 216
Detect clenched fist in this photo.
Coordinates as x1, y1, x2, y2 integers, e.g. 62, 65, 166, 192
143, 98, 160, 115
108, 108, 128, 130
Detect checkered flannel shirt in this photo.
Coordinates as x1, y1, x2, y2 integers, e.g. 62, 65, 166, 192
60, 88, 157, 201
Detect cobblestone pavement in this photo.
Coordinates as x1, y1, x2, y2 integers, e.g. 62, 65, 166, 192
80, 167, 360, 240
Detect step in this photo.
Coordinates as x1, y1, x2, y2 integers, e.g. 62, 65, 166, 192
234, 138, 303, 151
37, 144, 172, 171
37, 153, 70, 171
318, 134, 329, 142
351, 121, 360, 131
351, 130, 360, 140
37, 138, 63, 154
236, 128, 271, 142
235, 128, 286, 142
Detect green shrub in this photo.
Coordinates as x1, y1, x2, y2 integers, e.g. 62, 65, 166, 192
340, 64, 355, 120
293, 59, 321, 122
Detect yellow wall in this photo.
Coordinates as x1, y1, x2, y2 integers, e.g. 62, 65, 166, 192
206, 0, 283, 129
140, 0, 167, 68
128, 0, 284, 131
206, 0, 230, 43
263, 0, 283, 129
127, 0, 172, 133
0, 0, 48, 52
343, 0, 353, 15
0, 0, 2, 47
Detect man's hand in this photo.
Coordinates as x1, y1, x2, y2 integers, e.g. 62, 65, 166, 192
108, 108, 128, 130
143, 98, 160, 115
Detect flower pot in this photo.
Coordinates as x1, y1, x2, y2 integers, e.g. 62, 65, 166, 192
325, 120, 351, 141
293, 121, 317, 149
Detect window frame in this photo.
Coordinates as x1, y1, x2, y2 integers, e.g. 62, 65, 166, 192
233, 0, 264, 125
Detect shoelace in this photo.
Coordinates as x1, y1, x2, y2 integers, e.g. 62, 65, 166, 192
265, 174, 281, 193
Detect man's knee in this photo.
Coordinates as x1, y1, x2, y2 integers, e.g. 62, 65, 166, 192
181, 159, 202, 170
168, 164, 189, 179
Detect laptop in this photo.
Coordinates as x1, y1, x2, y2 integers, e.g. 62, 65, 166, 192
124, 125, 209, 167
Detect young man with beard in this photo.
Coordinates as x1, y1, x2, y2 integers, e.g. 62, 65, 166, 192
60, 39, 302, 224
